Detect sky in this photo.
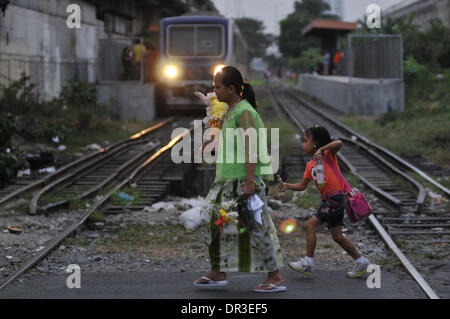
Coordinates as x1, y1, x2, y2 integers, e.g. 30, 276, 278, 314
211, 0, 405, 35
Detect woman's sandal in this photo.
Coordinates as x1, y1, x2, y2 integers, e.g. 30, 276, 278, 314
253, 283, 287, 293
193, 276, 228, 287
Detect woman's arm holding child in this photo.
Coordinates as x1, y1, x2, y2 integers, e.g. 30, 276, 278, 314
314, 139, 343, 159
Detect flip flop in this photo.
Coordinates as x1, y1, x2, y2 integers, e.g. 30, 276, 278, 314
253, 283, 287, 293
193, 276, 228, 287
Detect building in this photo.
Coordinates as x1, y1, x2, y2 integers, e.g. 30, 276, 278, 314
383, 0, 450, 29
0, 0, 217, 120
0, 0, 218, 98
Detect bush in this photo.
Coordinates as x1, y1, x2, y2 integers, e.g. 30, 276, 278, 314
288, 48, 320, 74
0, 113, 21, 149
60, 79, 98, 109
45, 123, 69, 143
403, 56, 435, 101
0, 75, 40, 115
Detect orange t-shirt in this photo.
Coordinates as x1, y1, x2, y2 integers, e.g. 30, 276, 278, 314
334, 52, 342, 64
303, 150, 345, 195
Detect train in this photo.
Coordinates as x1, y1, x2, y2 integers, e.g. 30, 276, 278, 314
156, 13, 248, 116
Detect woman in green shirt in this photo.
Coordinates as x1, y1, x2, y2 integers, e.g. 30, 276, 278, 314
193, 66, 285, 292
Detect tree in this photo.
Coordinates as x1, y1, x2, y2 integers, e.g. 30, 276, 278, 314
279, 14, 320, 58
234, 17, 273, 60
278, 0, 340, 58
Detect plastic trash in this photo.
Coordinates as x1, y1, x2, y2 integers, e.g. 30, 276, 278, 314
179, 206, 209, 229
426, 188, 442, 206
117, 192, 134, 201
38, 167, 56, 174
17, 169, 31, 177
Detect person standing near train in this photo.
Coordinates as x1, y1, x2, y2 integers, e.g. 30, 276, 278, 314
193, 66, 286, 293
133, 40, 147, 81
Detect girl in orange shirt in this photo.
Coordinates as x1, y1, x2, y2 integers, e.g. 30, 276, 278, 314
278, 125, 370, 278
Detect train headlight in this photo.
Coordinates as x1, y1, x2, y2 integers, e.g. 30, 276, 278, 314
164, 65, 178, 79
213, 64, 226, 76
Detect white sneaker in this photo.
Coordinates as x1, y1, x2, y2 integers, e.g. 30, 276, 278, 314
347, 259, 370, 278
288, 258, 314, 275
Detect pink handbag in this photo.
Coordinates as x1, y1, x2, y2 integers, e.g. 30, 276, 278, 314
322, 155, 373, 223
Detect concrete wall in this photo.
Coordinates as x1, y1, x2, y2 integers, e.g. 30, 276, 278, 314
0, 0, 135, 100
0, 0, 99, 100
298, 74, 405, 115
97, 82, 155, 122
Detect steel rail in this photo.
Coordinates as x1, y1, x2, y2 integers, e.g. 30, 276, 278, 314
29, 139, 146, 215
340, 137, 426, 212
270, 85, 440, 299
41, 139, 161, 213
275, 87, 425, 211
284, 88, 449, 197
0, 122, 197, 291
0, 117, 175, 207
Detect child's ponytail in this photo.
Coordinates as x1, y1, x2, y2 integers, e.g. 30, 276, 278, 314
306, 125, 332, 151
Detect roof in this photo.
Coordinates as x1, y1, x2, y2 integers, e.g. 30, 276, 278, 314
302, 19, 358, 35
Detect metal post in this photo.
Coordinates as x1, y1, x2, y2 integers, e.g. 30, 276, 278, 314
399, 35, 403, 81
140, 37, 144, 83
378, 34, 382, 83
348, 34, 352, 113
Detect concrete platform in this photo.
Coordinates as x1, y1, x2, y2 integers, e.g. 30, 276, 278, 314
297, 74, 404, 115
0, 269, 426, 299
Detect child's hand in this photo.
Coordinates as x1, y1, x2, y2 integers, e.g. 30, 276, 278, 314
314, 148, 324, 160
278, 182, 288, 192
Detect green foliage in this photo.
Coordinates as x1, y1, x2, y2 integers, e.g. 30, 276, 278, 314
234, 17, 273, 60
278, 0, 339, 58
0, 74, 110, 184
403, 56, 435, 101
0, 112, 25, 184
279, 14, 320, 58
87, 210, 104, 223
340, 102, 450, 168
0, 113, 21, 148
60, 79, 98, 109
288, 48, 320, 73
0, 151, 21, 185
0, 75, 40, 115
45, 123, 69, 143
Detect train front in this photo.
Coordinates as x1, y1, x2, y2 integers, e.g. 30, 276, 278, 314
157, 16, 228, 114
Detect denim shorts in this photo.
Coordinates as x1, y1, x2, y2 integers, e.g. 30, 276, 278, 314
314, 194, 346, 229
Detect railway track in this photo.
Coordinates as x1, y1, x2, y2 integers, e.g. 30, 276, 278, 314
269, 85, 449, 299
0, 117, 201, 290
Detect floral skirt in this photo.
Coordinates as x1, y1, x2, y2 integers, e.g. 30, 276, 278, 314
200, 176, 283, 272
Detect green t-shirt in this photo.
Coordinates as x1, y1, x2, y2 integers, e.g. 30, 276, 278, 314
215, 99, 273, 182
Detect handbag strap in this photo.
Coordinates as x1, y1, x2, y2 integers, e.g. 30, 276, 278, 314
322, 153, 353, 194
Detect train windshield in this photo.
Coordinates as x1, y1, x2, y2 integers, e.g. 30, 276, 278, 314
168, 25, 224, 57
